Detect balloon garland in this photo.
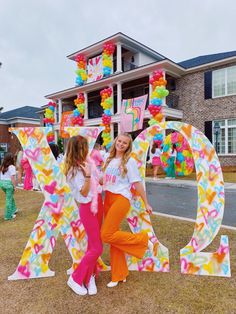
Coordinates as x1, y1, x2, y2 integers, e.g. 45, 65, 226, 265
161, 132, 194, 176
148, 70, 169, 144
71, 93, 85, 126
100, 87, 113, 149
43, 101, 56, 143
75, 54, 87, 86
102, 42, 115, 77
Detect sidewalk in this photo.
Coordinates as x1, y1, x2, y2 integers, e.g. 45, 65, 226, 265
145, 177, 236, 190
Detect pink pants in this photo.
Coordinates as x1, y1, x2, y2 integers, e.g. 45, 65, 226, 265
72, 194, 103, 286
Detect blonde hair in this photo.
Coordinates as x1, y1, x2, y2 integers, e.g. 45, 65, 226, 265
102, 133, 132, 177
64, 135, 89, 178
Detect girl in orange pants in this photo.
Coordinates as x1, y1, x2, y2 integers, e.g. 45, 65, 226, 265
101, 133, 153, 288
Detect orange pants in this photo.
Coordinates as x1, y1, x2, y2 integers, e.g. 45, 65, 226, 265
101, 191, 148, 281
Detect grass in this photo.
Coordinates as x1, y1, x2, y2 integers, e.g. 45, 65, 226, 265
146, 166, 236, 183
1, 189, 236, 314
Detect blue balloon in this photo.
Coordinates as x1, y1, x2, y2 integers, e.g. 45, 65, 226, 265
154, 133, 163, 141
151, 98, 162, 106
104, 109, 112, 116
106, 142, 112, 150
75, 76, 84, 86
73, 109, 80, 117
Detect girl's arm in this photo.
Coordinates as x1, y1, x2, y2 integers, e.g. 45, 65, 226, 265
11, 175, 17, 191
133, 181, 152, 214
79, 162, 91, 197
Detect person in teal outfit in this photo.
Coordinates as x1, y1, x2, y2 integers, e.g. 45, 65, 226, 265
0, 153, 18, 220
165, 144, 177, 179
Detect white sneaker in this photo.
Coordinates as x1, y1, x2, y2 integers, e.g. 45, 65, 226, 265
107, 279, 126, 288
18, 183, 23, 187
4, 214, 16, 221
67, 276, 87, 295
14, 209, 20, 214
87, 275, 97, 295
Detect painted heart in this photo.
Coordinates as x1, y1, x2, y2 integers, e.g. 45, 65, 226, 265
33, 131, 44, 144
34, 243, 44, 254
42, 169, 53, 176
24, 127, 35, 137
50, 194, 59, 203
181, 124, 193, 139
127, 216, 138, 228
18, 130, 28, 146
41, 147, 51, 155
87, 128, 99, 139
206, 191, 216, 205
52, 211, 63, 222
18, 262, 30, 278
25, 148, 41, 161
202, 261, 213, 274
41, 253, 51, 264
140, 212, 152, 225
138, 258, 154, 271
187, 262, 200, 274
50, 236, 56, 250
37, 227, 46, 239
44, 181, 57, 194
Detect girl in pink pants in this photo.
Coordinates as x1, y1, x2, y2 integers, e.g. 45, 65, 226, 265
64, 135, 103, 296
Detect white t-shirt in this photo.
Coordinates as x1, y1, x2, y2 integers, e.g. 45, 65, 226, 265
103, 157, 141, 200
0, 165, 16, 181
152, 148, 162, 158
170, 150, 177, 158
67, 168, 93, 204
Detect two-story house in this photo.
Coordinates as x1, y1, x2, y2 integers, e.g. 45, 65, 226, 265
0, 106, 40, 160
44, 32, 236, 167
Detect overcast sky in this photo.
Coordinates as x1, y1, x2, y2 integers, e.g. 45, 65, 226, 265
0, 0, 235, 112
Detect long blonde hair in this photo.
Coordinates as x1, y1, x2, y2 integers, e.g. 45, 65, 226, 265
64, 135, 89, 178
102, 133, 132, 177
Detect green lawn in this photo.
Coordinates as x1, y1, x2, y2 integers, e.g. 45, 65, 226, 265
0, 189, 236, 314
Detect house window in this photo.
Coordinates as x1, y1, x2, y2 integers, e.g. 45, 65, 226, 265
212, 66, 236, 97
213, 119, 236, 154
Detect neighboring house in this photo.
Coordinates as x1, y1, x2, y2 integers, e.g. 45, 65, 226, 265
43, 32, 236, 167
0, 106, 40, 158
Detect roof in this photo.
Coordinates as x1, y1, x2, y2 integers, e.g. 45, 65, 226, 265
67, 32, 166, 62
0, 106, 41, 120
178, 51, 236, 69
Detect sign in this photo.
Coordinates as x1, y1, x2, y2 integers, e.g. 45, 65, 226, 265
120, 95, 147, 132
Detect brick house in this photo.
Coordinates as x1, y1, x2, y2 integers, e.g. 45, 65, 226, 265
42, 32, 236, 167
0, 106, 40, 160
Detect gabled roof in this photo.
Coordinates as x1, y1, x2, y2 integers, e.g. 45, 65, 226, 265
178, 51, 236, 69
67, 32, 166, 62
0, 106, 40, 120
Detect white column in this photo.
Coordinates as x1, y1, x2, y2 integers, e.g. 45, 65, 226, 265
54, 130, 58, 143
84, 92, 88, 119
149, 72, 152, 107
116, 42, 122, 73
162, 70, 167, 107
54, 101, 58, 123
116, 82, 122, 114
110, 123, 114, 141
58, 99, 62, 123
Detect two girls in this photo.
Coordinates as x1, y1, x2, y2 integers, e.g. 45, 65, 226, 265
65, 133, 152, 294
0, 153, 18, 220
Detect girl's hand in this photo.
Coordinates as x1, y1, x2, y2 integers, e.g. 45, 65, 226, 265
80, 162, 91, 177
145, 203, 153, 215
